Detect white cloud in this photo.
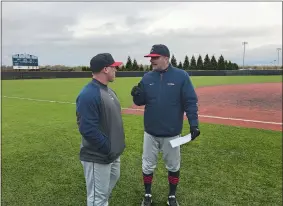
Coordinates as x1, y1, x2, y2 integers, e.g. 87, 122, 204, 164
2, 2, 282, 66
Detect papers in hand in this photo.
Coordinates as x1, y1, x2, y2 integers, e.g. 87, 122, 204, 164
170, 133, 192, 148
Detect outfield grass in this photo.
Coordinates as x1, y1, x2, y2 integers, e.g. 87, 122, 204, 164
1, 75, 282, 205
2, 75, 282, 108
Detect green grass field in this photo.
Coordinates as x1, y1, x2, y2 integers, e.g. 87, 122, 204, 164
1, 76, 282, 206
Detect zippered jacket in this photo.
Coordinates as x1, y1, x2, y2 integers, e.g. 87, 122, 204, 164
133, 64, 199, 137
76, 79, 125, 163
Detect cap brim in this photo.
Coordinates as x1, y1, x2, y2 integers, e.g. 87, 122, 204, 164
109, 62, 123, 67
144, 53, 162, 57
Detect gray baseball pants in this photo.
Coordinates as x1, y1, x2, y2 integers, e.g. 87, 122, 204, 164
142, 131, 181, 174
81, 157, 120, 206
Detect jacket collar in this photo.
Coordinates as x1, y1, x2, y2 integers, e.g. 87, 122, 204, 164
156, 63, 172, 73
91, 78, 108, 89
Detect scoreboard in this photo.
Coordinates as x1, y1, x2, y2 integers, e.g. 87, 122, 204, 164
12, 54, 39, 70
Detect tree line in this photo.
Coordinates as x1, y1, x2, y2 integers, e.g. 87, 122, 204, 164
82, 54, 239, 71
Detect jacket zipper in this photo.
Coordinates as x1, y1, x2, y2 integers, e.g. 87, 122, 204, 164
158, 73, 163, 103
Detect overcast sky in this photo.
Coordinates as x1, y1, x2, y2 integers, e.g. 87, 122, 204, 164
2, 1, 282, 67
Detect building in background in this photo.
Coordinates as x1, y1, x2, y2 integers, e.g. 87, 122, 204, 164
12, 54, 39, 70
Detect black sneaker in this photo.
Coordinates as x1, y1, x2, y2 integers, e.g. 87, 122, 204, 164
141, 194, 152, 206
167, 195, 180, 206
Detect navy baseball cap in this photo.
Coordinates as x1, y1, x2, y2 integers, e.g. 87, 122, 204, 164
90, 53, 122, 73
144, 44, 170, 58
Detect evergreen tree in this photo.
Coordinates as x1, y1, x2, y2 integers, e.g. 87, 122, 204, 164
210, 55, 218, 70
196, 55, 203, 70
203, 54, 211, 70
144, 65, 150, 71
227, 61, 233, 70
140, 64, 144, 71
132, 59, 139, 71
217, 55, 225, 70
125, 56, 132, 71
178, 61, 183, 69
83, 66, 90, 71
190, 55, 197, 70
232, 63, 239, 70
224, 60, 228, 70
183, 55, 190, 70
120, 65, 126, 71
82, 66, 90, 71
170, 55, 177, 67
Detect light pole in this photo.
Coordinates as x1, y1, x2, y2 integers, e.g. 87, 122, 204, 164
242, 41, 248, 69
276, 48, 281, 66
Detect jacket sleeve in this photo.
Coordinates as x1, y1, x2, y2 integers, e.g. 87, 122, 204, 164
133, 81, 146, 106
76, 91, 110, 154
181, 72, 199, 127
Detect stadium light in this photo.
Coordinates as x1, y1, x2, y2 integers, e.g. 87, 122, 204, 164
242, 42, 248, 68
276, 48, 281, 66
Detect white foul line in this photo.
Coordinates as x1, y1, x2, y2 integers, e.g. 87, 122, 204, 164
2, 96, 76, 105
2, 95, 282, 126
198, 114, 282, 125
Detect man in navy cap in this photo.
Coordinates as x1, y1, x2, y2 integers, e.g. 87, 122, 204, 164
76, 53, 126, 206
131, 44, 200, 206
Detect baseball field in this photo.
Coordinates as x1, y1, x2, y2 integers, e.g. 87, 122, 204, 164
1, 75, 282, 205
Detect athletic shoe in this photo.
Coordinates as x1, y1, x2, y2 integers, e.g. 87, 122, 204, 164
167, 195, 179, 206
141, 194, 152, 206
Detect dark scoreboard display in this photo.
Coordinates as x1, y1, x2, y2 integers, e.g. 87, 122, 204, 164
12, 54, 38, 67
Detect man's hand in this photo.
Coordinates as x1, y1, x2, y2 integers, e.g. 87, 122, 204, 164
131, 83, 143, 96
190, 126, 200, 140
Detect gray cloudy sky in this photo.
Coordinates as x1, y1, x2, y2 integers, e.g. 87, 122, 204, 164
2, 1, 282, 66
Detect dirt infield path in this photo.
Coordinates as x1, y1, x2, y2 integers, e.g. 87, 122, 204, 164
122, 83, 282, 131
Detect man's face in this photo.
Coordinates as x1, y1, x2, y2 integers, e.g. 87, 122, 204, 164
150, 56, 168, 70
104, 66, 117, 82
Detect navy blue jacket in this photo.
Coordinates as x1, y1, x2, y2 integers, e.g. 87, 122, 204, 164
133, 65, 199, 137
76, 79, 125, 164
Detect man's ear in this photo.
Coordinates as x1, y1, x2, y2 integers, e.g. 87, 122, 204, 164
102, 67, 108, 73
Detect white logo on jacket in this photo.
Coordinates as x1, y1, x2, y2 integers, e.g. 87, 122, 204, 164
167, 83, 175, 86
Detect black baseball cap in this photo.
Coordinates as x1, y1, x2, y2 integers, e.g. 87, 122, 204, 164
144, 44, 170, 58
90, 53, 122, 73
